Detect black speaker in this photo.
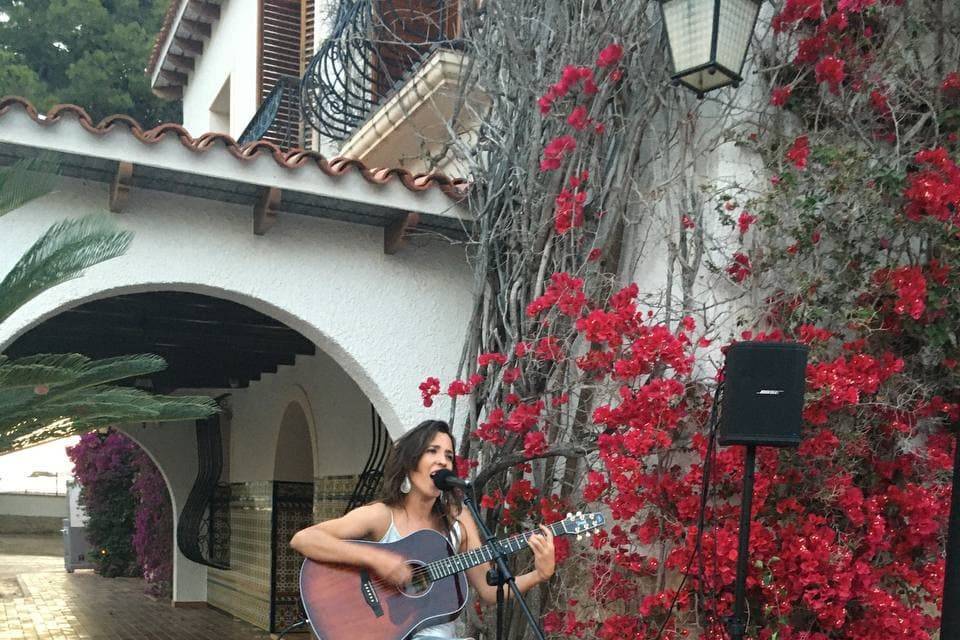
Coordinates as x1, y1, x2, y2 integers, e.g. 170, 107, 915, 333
718, 341, 809, 447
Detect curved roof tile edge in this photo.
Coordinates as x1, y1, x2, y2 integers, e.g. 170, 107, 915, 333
0, 96, 469, 202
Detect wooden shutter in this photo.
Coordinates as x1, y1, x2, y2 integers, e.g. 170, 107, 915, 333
257, 0, 302, 148
300, 0, 316, 149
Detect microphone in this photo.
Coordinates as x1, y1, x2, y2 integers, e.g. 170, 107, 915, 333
432, 468, 471, 491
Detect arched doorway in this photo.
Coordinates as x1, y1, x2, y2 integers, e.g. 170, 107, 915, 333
5, 290, 378, 626
270, 401, 315, 633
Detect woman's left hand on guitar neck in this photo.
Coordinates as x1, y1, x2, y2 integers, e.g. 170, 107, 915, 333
458, 511, 557, 604
529, 524, 556, 582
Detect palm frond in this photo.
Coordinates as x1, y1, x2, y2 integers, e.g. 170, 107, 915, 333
0, 353, 168, 418
0, 154, 61, 217
0, 215, 132, 323
0, 387, 219, 452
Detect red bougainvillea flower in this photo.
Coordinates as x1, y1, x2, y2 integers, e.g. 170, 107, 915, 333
772, 0, 822, 32
869, 89, 891, 116
567, 105, 590, 130
904, 147, 960, 226
596, 43, 623, 68
786, 135, 811, 170
727, 252, 752, 282
815, 56, 846, 93
523, 430, 549, 457
477, 351, 508, 367
447, 379, 471, 397
737, 211, 758, 235
873, 265, 928, 320
537, 65, 595, 114
526, 272, 587, 317
540, 135, 577, 171
554, 186, 588, 234
771, 85, 793, 106
941, 71, 960, 94
419, 376, 440, 407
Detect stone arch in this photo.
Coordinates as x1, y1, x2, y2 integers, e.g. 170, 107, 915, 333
0, 281, 405, 436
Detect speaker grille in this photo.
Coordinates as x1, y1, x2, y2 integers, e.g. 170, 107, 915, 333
719, 341, 809, 447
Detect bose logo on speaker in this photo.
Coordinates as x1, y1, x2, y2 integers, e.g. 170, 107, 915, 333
756, 389, 784, 395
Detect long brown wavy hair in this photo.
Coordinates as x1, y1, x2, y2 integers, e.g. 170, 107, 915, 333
380, 419, 462, 526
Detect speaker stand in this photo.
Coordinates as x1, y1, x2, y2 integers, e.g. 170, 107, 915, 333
727, 444, 757, 640
941, 428, 960, 639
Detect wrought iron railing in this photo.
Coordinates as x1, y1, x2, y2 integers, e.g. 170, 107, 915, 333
177, 399, 231, 570
344, 405, 391, 512
238, 75, 301, 148
301, 0, 461, 141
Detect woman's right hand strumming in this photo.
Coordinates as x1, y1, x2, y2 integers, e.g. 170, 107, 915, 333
369, 549, 413, 588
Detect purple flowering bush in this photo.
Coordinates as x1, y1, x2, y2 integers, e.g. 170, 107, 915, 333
68, 430, 172, 596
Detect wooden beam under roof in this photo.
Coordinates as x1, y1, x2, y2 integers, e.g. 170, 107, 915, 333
174, 35, 204, 57
159, 69, 189, 86
384, 212, 420, 254
190, 1, 221, 21
166, 53, 196, 72
254, 187, 281, 235
181, 18, 212, 38
152, 85, 183, 100
109, 161, 134, 213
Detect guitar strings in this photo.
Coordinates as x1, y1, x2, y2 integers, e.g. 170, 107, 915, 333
362, 528, 550, 592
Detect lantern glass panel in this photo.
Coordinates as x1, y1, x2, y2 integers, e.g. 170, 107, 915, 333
661, 0, 715, 76
716, 0, 759, 75
680, 68, 735, 92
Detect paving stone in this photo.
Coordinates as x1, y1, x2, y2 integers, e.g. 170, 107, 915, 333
0, 567, 276, 640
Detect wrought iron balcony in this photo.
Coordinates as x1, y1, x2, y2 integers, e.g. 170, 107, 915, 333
238, 75, 301, 148
301, 0, 462, 141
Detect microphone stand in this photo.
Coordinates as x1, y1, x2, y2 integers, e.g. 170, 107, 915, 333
460, 487, 546, 640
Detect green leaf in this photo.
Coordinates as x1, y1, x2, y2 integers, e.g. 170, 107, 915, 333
0, 214, 132, 323
0, 154, 61, 217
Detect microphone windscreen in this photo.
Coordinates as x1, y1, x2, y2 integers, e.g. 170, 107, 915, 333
432, 468, 458, 490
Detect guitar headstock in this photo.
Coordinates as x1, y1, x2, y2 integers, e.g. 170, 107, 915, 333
560, 511, 605, 539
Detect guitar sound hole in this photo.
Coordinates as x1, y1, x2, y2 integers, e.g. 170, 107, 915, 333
401, 561, 431, 597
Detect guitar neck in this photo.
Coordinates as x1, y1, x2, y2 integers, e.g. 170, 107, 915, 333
426, 520, 567, 582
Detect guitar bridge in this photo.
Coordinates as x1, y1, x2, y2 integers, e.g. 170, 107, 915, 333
359, 570, 384, 617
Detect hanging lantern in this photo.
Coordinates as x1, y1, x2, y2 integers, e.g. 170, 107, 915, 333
659, 0, 762, 97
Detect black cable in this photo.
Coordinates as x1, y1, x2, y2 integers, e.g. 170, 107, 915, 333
276, 619, 308, 638
651, 382, 724, 640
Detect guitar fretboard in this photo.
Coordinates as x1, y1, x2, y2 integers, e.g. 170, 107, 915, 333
426, 521, 567, 582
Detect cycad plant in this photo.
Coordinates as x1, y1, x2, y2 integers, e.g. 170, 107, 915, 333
0, 156, 217, 452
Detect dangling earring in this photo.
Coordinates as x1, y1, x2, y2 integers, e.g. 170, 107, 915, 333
400, 474, 411, 494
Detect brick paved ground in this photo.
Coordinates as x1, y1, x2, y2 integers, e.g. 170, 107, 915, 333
0, 554, 277, 640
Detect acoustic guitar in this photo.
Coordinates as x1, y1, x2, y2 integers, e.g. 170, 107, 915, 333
299, 511, 605, 640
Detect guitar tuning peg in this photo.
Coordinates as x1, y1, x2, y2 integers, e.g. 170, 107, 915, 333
577, 534, 582, 540
585, 531, 592, 537
576, 511, 583, 517
566, 512, 573, 519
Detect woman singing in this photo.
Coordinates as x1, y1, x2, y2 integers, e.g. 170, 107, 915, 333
290, 419, 556, 639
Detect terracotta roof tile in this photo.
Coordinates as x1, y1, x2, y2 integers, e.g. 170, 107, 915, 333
0, 96, 468, 201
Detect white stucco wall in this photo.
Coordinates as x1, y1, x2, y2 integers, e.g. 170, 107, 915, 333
0, 492, 66, 518
227, 349, 374, 483
0, 177, 471, 440
181, 0, 259, 138
120, 420, 208, 603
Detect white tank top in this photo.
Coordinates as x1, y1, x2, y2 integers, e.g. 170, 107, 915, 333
378, 513, 463, 640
